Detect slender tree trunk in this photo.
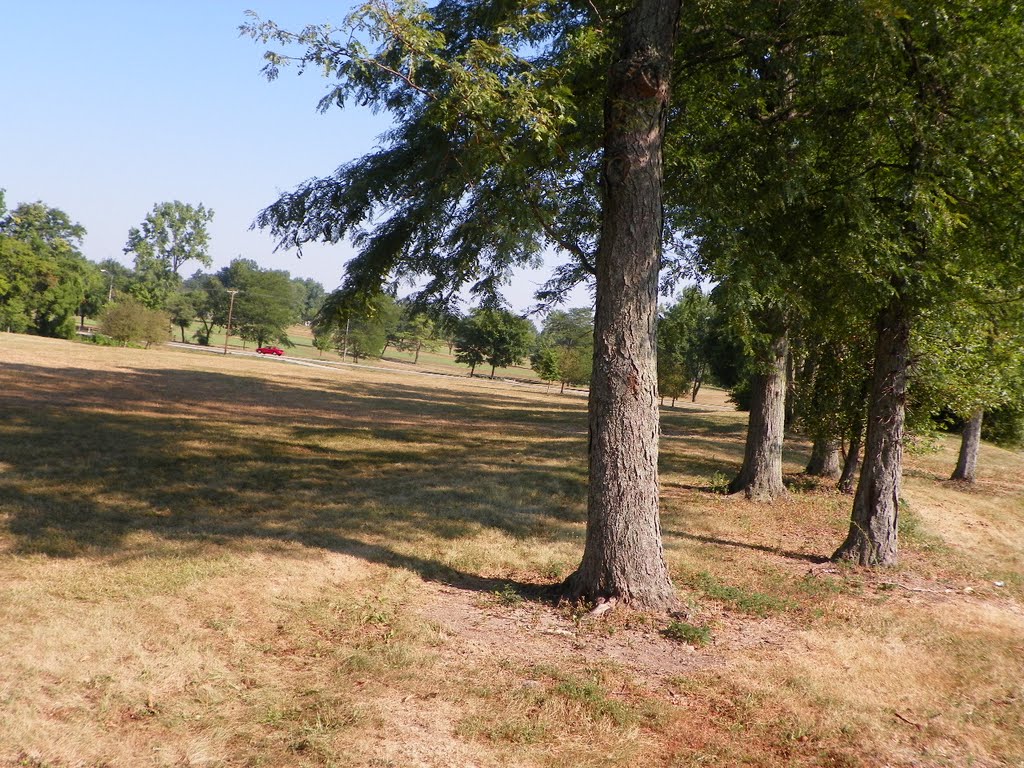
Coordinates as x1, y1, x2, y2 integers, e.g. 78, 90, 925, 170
729, 330, 789, 500
806, 437, 842, 479
414, 343, 421, 364
784, 346, 797, 430
837, 428, 862, 494
833, 299, 910, 565
837, 380, 869, 494
563, 0, 681, 611
690, 369, 703, 402
490, 363, 496, 379
951, 409, 983, 483
561, 380, 566, 394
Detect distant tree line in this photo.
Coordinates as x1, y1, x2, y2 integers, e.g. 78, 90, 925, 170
0, 192, 328, 349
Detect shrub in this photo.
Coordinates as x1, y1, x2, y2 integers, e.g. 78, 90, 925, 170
99, 299, 169, 347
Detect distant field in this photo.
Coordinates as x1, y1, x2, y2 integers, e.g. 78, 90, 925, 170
178, 322, 554, 385
1, 332, 1021, 767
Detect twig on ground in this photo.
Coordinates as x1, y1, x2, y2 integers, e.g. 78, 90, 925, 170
894, 711, 923, 729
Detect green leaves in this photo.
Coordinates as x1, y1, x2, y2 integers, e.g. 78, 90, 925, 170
454, 307, 534, 376
0, 200, 91, 338
244, 1, 605, 311
123, 201, 214, 310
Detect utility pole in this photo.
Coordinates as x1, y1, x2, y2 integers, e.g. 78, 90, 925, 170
223, 289, 240, 355
100, 269, 114, 301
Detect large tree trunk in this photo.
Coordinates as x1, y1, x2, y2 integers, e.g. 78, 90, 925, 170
951, 409, 983, 483
563, 0, 681, 612
729, 330, 789, 500
833, 300, 910, 565
806, 437, 842, 479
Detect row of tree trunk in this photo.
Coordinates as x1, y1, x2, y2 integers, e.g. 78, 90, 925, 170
728, 298, 984, 567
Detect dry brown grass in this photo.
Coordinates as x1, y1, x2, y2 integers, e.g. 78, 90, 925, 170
0, 332, 1021, 767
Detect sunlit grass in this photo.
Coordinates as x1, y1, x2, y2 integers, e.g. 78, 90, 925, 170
0, 331, 1021, 767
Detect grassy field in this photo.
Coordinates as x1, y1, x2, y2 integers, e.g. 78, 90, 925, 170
171, 322, 547, 384
1, 333, 1021, 768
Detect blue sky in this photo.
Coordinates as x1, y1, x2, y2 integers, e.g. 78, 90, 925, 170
1, 2, 584, 311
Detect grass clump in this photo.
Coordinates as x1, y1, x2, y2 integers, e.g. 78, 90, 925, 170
688, 571, 793, 616
490, 583, 525, 606
662, 619, 712, 647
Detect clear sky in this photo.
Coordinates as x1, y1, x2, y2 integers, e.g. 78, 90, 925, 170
1, 1, 587, 312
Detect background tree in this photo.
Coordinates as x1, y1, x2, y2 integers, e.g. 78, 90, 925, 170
537, 308, 593, 393
455, 308, 534, 379
78, 262, 110, 330
1, 200, 86, 246
124, 201, 214, 308
394, 305, 437, 364
0, 199, 90, 338
165, 291, 199, 343
312, 326, 334, 358
216, 258, 299, 348
341, 292, 402, 362
530, 343, 561, 389
184, 272, 227, 345
0, 237, 40, 333
313, 290, 401, 362
97, 259, 132, 301
291, 276, 326, 324
663, 0, 873, 501
910, 289, 1024, 483
658, 287, 714, 404
453, 314, 488, 377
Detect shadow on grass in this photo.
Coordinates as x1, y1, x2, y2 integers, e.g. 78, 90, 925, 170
0, 361, 769, 596
668, 531, 829, 564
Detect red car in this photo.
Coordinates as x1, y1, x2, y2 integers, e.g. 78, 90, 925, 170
256, 346, 284, 356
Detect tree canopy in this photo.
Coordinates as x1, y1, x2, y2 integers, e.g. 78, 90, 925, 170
124, 201, 214, 308
0, 199, 91, 338
242, 0, 1024, 599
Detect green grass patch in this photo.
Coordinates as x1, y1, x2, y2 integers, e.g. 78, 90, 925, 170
662, 619, 712, 647
490, 583, 526, 606
688, 571, 793, 616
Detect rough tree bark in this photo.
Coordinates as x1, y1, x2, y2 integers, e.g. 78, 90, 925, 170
833, 299, 910, 565
729, 329, 789, 500
806, 437, 843, 479
562, 0, 682, 611
951, 409, 983, 483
